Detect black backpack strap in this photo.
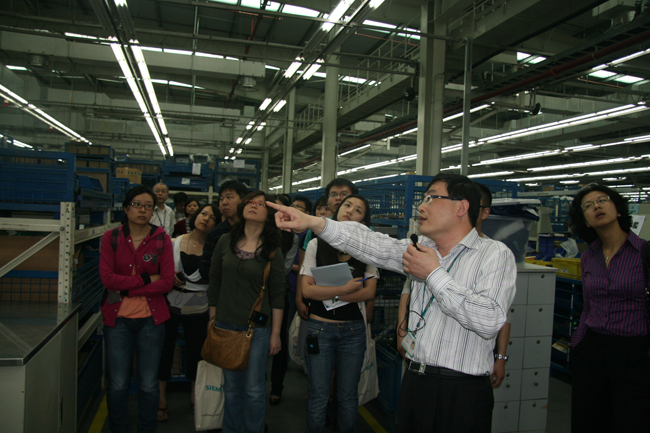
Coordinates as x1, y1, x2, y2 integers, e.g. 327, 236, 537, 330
111, 227, 121, 252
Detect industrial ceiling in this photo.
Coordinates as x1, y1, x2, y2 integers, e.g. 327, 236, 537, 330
1, 0, 649, 198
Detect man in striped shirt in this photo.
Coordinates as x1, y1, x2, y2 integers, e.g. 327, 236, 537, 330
269, 173, 517, 433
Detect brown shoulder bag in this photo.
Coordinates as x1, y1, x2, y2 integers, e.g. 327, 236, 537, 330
201, 251, 275, 371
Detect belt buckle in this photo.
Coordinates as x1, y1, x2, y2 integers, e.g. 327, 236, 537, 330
410, 361, 426, 375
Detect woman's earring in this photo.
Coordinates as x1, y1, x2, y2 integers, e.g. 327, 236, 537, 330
617, 213, 621, 217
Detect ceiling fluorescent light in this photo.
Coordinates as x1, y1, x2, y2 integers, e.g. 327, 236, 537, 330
560, 180, 580, 184
369, 0, 385, 8
236, 149, 242, 154
284, 58, 303, 78
0, 84, 29, 105
245, 138, 252, 144
339, 144, 371, 156
303, 60, 324, 80
236, 137, 243, 144
260, 98, 272, 110
322, 0, 353, 31
6, 65, 28, 71
468, 171, 514, 178
273, 99, 287, 112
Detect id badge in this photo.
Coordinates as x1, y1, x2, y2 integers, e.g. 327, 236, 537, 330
401, 331, 417, 359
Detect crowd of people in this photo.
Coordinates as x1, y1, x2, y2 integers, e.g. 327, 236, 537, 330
98, 175, 648, 433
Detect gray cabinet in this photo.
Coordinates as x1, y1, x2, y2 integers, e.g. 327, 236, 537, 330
0, 304, 79, 433
492, 264, 556, 433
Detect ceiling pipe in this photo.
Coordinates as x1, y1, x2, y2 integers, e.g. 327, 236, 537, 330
291, 26, 650, 172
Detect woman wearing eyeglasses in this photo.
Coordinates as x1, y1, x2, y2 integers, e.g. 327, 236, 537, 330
99, 186, 175, 433
208, 191, 285, 433
157, 203, 219, 421
568, 183, 649, 433
300, 194, 378, 433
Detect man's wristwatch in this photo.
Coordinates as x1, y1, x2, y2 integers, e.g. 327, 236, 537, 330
494, 353, 509, 363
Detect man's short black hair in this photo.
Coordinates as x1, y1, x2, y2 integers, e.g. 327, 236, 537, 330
427, 173, 481, 227
474, 182, 493, 208
218, 179, 248, 198
173, 192, 188, 205
325, 178, 359, 197
293, 195, 313, 214
569, 183, 632, 244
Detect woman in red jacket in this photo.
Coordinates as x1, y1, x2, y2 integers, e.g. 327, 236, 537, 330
100, 185, 175, 433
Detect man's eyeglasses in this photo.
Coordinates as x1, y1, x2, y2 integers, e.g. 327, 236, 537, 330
420, 194, 462, 205
328, 192, 349, 199
245, 200, 266, 208
581, 195, 610, 212
129, 202, 154, 210
292, 204, 306, 211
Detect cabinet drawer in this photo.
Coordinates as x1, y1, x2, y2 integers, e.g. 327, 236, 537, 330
523, 336, 552, 369
493, 368, 521, 402
527, 272, 555, 305
525, 304, 554, 337
492, 400, 520, 433
518, 399, 548, 432
513, 273, 528, 305
520, 368, 549, 401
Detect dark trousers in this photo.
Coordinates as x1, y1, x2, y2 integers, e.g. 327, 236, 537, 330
158, 310, 209, 382
270, 294, 291, 396
571, 330, 650, 433
397, 369, 493, 433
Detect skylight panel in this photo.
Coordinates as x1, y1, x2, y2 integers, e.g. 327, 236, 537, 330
528, 56, 546, 64
517, 52, 531, 61
282, 4, 321, 17
614, 75, 644, 84
164, 48, 193, 55
588, 70, 617, 79
341, 76, 366, 84
207, 0, 238, 5
241, 0, 281, 11
196, 52, 224, 59
6, 65, 28, 71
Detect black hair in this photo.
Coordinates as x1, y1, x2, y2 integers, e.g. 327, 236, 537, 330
121, 186, 156, 225
269, 194, 291, 206
218, 179, 248, 198
426, 173, 481, 227
316, 194, 370, 276
229, 191, 280, 260
325, 178, 359, 197
312, 196, 328, 215
332, 194, 372, 226
292, 195, 313, 214
173, 192, 188, 205
188, 203, 220, 231
268, 194, 295, 253
568, 183, 632, 244
474, 182, 493, 208
183, 197, 201, 216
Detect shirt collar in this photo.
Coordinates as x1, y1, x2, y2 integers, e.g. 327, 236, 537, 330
588, 231, 641, 252
420, 228, 481, 254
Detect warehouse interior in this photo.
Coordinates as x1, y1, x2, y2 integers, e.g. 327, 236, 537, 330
1, 0, 649, 432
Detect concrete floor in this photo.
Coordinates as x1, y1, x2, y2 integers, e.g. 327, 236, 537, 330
79, 361, 572, 433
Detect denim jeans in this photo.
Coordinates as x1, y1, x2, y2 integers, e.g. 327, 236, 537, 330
306, 318, 366, 433
104, 316, 165, 433
215, 319, 271, 433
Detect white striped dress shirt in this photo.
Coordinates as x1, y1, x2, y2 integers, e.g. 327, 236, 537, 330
317, 219, 517, 376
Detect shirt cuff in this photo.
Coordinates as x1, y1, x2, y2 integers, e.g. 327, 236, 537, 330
425, 266, 450, 297
141, 273, 151, 285
317, 218, 338, 244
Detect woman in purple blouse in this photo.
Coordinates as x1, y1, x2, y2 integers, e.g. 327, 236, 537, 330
568, 183, 649, 433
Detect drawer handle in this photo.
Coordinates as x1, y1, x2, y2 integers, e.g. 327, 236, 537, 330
534, 371, 538, 376
534, 382, 539, 386
537, 340, 541, 344
504, 405, 508, 409
539, 308, 543, 312
541, 274, 545, 278
506, 384, 510, 389
506, 373, 510, 378
533, 403, 537, 407
509, 341, 513, 346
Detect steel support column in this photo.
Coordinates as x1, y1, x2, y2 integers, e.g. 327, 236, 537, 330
321, 53, 339, 187
461, 37, 472, 176
282, 88, 296, 194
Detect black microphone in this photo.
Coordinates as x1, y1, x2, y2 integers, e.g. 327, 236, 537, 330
410, 234, 421, 252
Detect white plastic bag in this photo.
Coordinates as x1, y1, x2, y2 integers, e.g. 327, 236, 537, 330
358, 338, 379, 406
194, 360, 225, 431
288, 313, 306, 366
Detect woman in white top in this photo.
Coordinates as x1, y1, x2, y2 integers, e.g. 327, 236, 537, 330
300, 194, 378, 433
157, 203, 219, 421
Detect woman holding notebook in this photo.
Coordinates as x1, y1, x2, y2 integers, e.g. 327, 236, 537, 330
299, 194, 378, 433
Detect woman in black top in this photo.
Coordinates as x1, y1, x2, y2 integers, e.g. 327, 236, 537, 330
300, 194, 378, 433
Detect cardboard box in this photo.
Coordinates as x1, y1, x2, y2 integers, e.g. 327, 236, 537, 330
0, 277, 58, 302
88, 161, 110, 169
66, 143, 89, 154
116, 167, 142, 184
87, 145, 112, 156
0, 236, 82, 272
78, 170, 109, 192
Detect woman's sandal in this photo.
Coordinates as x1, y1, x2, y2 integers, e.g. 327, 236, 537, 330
157, 407, 169, 422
